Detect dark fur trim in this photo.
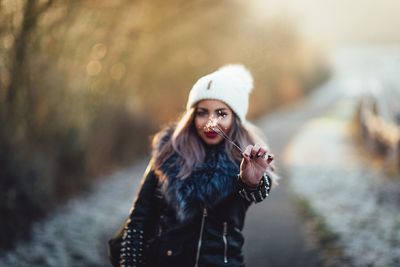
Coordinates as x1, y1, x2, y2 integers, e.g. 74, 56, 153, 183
158, 143, 240, 224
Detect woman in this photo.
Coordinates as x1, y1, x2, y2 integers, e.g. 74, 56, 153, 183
109, 64, 279, 267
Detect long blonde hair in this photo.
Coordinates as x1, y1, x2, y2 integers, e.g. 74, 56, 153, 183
151, 106, 268, 181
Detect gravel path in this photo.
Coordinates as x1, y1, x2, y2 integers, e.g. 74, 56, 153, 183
242, 78, 342, 267
284, 99, 400, 267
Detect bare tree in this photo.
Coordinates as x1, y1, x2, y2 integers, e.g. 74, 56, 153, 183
6, 0, 53, 115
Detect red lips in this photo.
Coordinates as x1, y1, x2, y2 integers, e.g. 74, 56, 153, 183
204, 131, 218, 139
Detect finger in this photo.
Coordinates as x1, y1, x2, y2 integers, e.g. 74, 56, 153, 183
256, 146, 268, 158
242, 152, 251, 164
243, 145, 253, 158
251, 143, 260, 158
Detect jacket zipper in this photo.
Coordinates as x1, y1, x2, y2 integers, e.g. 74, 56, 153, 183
223, 222, 228, 263
157, 215, 164, 237
195, 207, 208, 267
157, 224, 162, 237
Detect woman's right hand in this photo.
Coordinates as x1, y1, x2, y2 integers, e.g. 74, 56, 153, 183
239, 144, 273, 187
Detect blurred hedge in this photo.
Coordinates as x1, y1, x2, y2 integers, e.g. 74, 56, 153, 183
0, 0, 329, 250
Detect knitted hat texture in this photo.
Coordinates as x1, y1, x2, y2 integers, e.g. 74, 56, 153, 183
186, 64, 253, 121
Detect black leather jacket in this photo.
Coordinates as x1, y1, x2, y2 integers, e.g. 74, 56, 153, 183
109, 162, 272, 267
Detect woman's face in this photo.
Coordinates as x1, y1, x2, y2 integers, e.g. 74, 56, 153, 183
194, 99, 234, 145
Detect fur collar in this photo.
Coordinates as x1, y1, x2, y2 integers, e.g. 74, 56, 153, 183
158, 142, 240, 224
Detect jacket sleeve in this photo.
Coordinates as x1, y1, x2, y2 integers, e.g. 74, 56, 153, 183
114, 163, 160, 267
236, 169, 273, 204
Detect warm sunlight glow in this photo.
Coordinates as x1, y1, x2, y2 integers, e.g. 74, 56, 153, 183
250, 0, 400, 45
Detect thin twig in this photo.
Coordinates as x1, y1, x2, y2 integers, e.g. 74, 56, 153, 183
212, 125, 243, 153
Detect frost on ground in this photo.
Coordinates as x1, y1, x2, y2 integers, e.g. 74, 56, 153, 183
284, 100, 400, 267
0, 160, 148, 267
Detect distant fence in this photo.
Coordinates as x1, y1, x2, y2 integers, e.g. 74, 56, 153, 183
357, 83, 400, 169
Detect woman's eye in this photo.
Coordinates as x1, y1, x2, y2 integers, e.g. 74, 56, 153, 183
196, 110, 208, 117
217, 111, 228, 118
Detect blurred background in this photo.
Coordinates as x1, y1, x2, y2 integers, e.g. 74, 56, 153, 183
0, 0, 399, 266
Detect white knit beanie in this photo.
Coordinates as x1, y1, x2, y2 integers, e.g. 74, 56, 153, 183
186, 64, 253, 121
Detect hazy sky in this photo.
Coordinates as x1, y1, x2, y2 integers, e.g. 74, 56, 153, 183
250, 0, 400, 46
